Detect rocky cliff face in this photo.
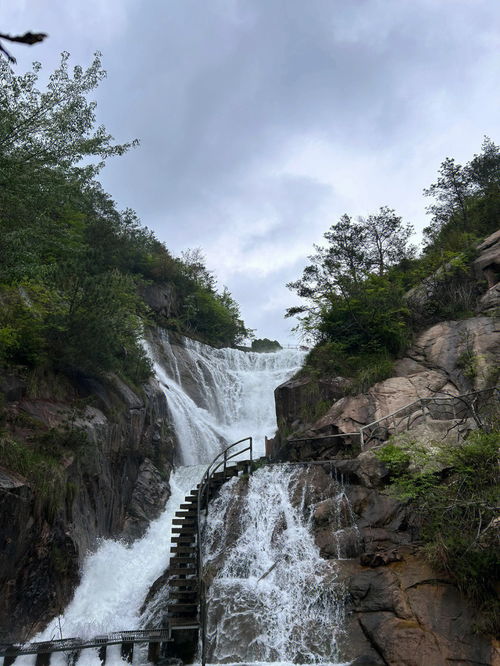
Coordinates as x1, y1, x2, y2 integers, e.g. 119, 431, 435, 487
274, 230, 500, 458
0, 336, 178, 643
269, 234, 500, 665
204, 463, 498, 665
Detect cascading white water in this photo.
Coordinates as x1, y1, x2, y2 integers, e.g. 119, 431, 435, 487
202, 466, 346, 665
11, 334, 306, 665
147, 331, 305, 462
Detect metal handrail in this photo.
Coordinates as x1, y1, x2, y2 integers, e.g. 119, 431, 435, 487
196, 436, 253, 666
284, 387, 498, 450
288, 432, 360, 443
359, 386, 499, 448
0, 629, 171, 657
197, 436, 253, 518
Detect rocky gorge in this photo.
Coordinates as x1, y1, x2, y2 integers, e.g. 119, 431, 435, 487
0, 348, 175, 643
262, 230, 500, 665
0, 231, 498, 665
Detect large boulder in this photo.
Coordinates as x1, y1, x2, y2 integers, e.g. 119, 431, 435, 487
274, 375, 351, 434
473, 228, 500, 288
309, 371, 453, 442
338, 551, 498, 665
410, 316, 499, 391
283, 314, 499, 457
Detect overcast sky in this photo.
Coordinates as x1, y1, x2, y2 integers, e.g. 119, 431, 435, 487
3, 1, 500, 342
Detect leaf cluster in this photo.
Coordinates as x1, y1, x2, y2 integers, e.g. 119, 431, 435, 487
287, 138, 499, 380
0, 53, 249, 383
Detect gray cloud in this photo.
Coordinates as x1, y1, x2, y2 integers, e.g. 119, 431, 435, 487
4, 0, 500, 341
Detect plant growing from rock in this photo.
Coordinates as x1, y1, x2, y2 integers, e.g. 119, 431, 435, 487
376, 429, 499, 634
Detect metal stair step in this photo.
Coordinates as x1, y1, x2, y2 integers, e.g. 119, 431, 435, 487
168, 590, 198, 600
171, 536, 196, 544
167, 609, 198, 619
175, 510, 197, 517
168, 567, 197, 576
167, 603, 198, 613
168, 579, 198, 588
170, 544, 197, 553
168, 617, 200, 629
212, 469, 240, 480
171, 526, 196, 534
169, 558, 196, 567
172, 518, 196, 526
169, 556, 196, 564
179, 502, 197, 509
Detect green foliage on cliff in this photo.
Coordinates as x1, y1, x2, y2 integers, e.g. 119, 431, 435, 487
287, 139, 499, 378
251, 338, 282, 353
0, 53, 249, 382
0, 433, 68, 518
377, 430, 499, 634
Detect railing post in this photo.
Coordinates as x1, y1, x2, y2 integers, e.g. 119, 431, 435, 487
200, 579, 207, 666
148, 641, 161, 664
223, 449, 227, 478
3, 650, 19, 666
120, 640, 134, 663
67, 651, 80, 665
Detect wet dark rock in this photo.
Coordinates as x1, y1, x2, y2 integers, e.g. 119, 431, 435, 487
274, 375, 351, 435
122, 458, 170, 541
349, 655, 385, 666
332, 451, 390, 489
359, 548, 403, 567
0, 365, 175, 642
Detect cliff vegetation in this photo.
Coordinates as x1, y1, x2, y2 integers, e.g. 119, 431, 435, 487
279, 139, 500, 649
287, 137, 499, 387
0, 52, 250, 390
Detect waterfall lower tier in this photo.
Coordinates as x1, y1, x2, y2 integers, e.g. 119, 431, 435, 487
202, 466, 347, 665
11, 466, 204, 665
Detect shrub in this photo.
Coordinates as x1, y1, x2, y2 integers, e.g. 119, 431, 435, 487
376, 430, 499, 634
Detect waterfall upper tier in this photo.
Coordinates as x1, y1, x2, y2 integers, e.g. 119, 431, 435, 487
146, 330, 306, 464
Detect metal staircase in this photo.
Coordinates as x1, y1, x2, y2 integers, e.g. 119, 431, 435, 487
165, 437, 253, 663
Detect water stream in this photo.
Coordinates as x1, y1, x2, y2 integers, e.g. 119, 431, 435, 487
202, 466, 346, 664
9, 334, 348, 665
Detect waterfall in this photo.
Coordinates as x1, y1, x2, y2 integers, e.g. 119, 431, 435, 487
12, 333, 307, 665
146, 331, 305, 462
202, 466, 346, 665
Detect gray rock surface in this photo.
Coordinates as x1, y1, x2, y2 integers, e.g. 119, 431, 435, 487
0, 335, 184, 642
473, 228, 500, 287
274, 313, 498, 461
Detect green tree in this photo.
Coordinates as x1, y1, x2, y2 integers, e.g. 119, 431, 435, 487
363, 206, 415, 276
423, 157, 471, 242
286, 209, 414, 344
0, 52, 250, 381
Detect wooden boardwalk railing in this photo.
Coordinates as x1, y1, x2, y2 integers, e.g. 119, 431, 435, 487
0, 629, 170, 664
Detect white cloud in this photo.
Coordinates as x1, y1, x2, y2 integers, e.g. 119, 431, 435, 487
4, 0, 500, 342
